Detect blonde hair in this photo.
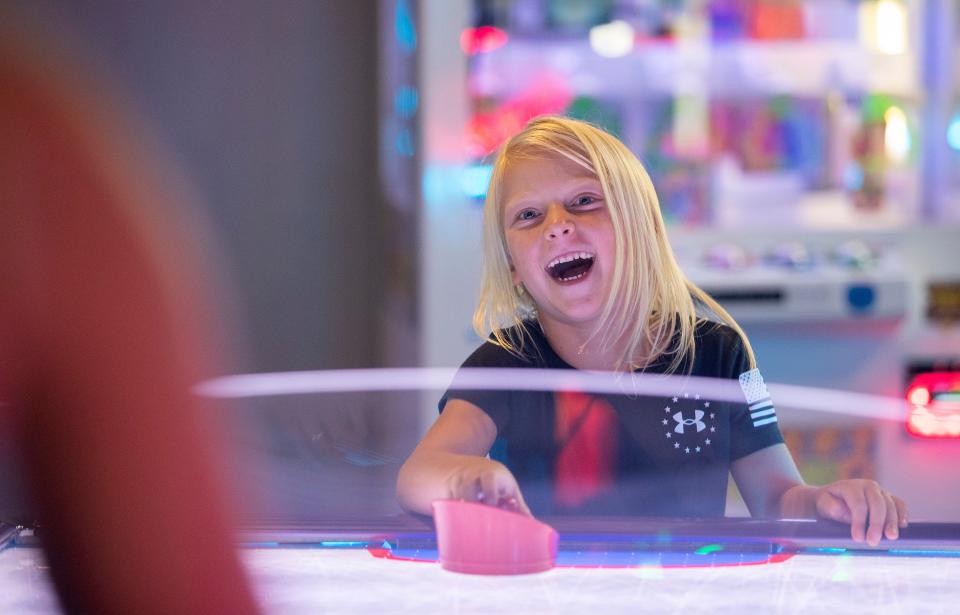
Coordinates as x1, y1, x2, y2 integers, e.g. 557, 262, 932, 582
473, 115, 755, 373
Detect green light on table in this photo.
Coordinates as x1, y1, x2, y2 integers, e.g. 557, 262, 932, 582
694, 544, 723, 555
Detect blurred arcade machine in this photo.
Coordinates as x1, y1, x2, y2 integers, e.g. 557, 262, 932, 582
410, 0, 960, 519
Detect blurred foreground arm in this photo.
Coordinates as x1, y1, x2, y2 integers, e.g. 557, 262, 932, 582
0, 19, 259, 615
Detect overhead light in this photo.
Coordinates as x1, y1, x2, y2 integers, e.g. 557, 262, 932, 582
860, 0, 907, 55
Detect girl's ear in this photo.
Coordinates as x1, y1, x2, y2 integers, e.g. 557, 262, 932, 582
509, 261, 520, 286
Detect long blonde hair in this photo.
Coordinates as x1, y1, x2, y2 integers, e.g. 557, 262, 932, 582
473, 115, 755, 373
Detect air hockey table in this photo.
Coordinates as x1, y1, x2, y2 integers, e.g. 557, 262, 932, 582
3, 516, 959, 614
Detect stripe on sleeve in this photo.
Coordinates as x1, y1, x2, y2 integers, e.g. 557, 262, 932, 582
750, 408, 776, 420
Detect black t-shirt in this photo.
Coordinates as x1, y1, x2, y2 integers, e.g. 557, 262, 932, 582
440, 319, 784, 517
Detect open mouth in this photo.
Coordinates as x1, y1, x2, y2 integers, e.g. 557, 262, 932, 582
545, 252, 595, 283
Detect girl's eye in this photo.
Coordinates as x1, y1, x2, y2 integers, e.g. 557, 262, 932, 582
517, 209, 539, 221
573, 195, 597, 207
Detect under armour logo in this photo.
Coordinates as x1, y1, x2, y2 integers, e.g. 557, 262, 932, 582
673, 410, 706, 434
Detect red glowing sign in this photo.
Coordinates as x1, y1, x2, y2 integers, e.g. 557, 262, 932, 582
905, 372, 960, 439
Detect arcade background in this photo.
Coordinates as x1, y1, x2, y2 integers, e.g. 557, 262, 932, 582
2, 0, 959, 522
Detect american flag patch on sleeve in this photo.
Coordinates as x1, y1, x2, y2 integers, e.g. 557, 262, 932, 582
739, 368, 777, 428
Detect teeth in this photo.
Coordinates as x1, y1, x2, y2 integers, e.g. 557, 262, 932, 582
546, 251, 594, 271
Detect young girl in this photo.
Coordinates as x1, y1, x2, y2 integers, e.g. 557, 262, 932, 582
397, 116, 907, 546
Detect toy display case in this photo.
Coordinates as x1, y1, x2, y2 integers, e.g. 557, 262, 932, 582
462, 0, 929, 229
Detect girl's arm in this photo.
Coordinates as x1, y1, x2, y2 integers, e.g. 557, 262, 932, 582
730, 444, 805, 517
396, 399, 531, 516
731, 444, 908, 546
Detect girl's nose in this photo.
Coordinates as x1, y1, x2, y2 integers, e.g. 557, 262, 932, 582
544, 205, 573, 240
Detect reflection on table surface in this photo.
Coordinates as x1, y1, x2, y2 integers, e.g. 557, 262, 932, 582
4, 518, 960, 615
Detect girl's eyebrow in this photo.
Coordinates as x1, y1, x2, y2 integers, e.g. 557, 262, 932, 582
505, 177, 602, 210
504, 193, 536, 213
558, 173, 601, 186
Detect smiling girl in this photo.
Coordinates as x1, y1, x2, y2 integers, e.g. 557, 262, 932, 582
397, 116, 907, 546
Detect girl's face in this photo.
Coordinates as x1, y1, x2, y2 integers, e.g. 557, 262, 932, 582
501, 153, 616, 332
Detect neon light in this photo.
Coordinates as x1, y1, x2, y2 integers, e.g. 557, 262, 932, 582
394, 86, 418, 118
875, 0, 907, 55
375, 545, 795, 569
947, 114, 960, 152
589, 21, 634, 58
694, 544, 723, 555
461, 164, 493, 199
241, 541, 281, 547
422, 164, 472, 211
888, 549, 960, 557
395, 128, 414, 157
905, 372, 960, 438
460, 26, 508, 55
909, 372, 960, 392
907, 405, 960, 438
859, 0, 907, 55
907, 387, 930, 406
395, 0, 416, 52
883, 105, 910, 163
319, 541, 372, 548
241, 541, 378, 549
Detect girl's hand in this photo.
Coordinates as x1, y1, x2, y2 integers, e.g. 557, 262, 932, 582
813, 479, 908, 546
446, 457, 531, 515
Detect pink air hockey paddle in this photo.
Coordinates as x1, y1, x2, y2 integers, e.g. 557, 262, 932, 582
432, 499, 559, 575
